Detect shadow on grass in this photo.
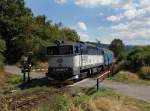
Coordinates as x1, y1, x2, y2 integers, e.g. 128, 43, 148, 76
18, 77, 53, 90
84, 87, 97, 96
17, 77, 71, 90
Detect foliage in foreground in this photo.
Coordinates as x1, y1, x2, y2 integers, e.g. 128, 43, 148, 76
33, 87, 150, 111
0, 73, 150, 111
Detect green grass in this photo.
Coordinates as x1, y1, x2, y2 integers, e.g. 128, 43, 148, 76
109, 71, 150, 85
33, 87, 150, 111
1, 72, 150, 111
7, 75, 23, 85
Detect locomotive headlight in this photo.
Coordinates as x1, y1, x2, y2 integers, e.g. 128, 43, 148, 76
75, 75, 79, 79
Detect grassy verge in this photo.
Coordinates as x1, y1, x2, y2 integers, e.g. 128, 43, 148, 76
109, 71, 150, 85
0, 72, 23, 98
33, 87, 150, 111
1, 71, 150, 111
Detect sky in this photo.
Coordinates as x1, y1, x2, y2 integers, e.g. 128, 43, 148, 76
25, 0, 150, 45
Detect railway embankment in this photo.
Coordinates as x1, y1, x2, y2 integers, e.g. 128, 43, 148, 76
0, 76, 150, 111
3, 65, 150, 102
1, 65, 150, 111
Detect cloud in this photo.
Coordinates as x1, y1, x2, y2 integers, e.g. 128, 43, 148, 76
112, 23, 128, 30
77, 21, 87, 31
107, 4, 150, 21
124, 8, 138, 19
140, 0, 150, 8
72, 0, 150, 45
74, 0, 131, 8
111, 19, 150, 42
107, 15, 123, 21
77, 31, 91, 41
70, 21, 91, 41
54, 0, 67, 4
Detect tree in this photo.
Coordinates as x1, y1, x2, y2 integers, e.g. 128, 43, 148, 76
0, 37, 6, 68
0, 0, 80, 64
109, 39, 125, 58
127, 46, 150, 69
61, 28, 80, 41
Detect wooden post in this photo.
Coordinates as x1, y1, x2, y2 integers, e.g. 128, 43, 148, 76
97, 79, 99, 91
96, 71, 111, 91
23, 72, 26, 82
27, 71, 30, 82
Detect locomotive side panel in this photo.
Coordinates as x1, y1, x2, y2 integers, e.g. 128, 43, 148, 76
73, 55, 81, 75
80, 55, 104, 70
103, 49, 114, 65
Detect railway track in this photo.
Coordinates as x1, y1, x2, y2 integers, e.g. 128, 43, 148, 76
6, 88, 66, 111
3, 71, 110, 111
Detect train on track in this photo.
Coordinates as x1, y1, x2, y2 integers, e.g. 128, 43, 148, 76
46, 41, 114, 81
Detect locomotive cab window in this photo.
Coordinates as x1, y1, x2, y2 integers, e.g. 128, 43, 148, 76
74, 46, 80, 54
47, 45, 73, 55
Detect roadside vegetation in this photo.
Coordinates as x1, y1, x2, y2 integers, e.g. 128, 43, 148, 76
109, 39, 150, 84
33, 87, 150, 111
1, 72, 150, 111
1, 78, 150, 111
109, 71, 150, 85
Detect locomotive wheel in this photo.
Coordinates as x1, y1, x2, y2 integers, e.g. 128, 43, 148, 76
87, 69, 92, 77
102, 65, 106, 72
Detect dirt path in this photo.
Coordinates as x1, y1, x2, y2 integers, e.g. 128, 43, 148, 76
4, 65, 45, 79
4, 65, 150, 102
73, 78, 150, 102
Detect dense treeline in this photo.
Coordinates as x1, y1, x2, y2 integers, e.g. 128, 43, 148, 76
127, 46, 150, 68
109, 39, 125, 58
109, 39, 150, 80
0, 0, 79, 65
116, 45, 150, 80
0, 38, 6, 69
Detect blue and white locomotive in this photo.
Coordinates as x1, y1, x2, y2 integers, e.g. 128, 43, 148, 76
46, 41, 114, 81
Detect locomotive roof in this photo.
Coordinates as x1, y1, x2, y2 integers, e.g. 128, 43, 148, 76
47, 41, 96, 47
47, 41, 113, 54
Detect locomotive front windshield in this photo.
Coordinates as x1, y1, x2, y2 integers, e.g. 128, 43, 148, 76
47, 45, 73, 55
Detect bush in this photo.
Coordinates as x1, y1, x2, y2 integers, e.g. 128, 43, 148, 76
0, 54, 5, 69
127, 46, 150, 70
0, 38, 6, 69
8, 76, 23, 84
112, 60, 129, 75
139, 66, 150, 80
